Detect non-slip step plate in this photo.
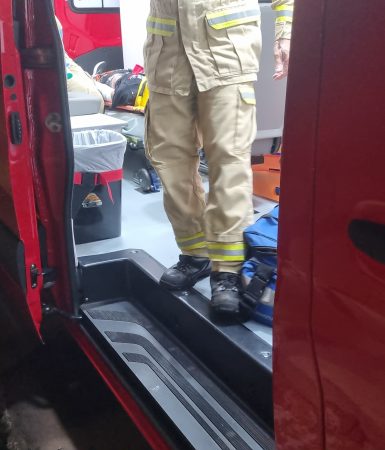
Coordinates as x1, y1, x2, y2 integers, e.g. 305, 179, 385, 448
82, 300, 274, 450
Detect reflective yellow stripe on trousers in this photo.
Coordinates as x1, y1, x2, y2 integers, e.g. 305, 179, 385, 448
208, 242, 246, 262
206, 7, 260, 30
147, 16, 176, 37
177, 232, 207, 252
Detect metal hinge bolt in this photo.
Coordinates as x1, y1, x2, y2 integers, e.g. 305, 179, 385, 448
30, 265, 56, 289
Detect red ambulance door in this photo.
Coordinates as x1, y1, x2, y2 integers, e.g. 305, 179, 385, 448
310, 1, 385, 448
276, 0, 385, 449
0, 3, 44, 335
0, 0, 78, 337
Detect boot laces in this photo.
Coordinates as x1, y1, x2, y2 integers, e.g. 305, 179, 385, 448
176, 256, 206, 273
216, 274, 239, 292
175, 260, 190, 273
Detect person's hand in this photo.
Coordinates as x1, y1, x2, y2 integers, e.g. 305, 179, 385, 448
273, 38, 291, 80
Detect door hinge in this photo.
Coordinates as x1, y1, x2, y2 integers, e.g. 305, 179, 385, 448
20, 48, 56, 69
42, 304, 82, 321
30, 265, 56, 289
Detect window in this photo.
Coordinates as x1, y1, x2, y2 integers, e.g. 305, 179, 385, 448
70, 0, 120, 12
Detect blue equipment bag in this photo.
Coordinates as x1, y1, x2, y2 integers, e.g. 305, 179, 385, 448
241, 205, 279, 326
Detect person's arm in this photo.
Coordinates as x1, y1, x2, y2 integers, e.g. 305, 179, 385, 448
271, 0, 294, 80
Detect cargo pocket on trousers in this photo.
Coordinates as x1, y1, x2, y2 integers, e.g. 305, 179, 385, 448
234, 84, 257, 155
239, 85, 257, 106
205, 3, 261, 75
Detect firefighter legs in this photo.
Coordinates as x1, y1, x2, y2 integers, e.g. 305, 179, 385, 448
146, 90, 212, 291
146, 82, 256, 316
198, 82, 256, 315
197, 83, 256, 273
145, 90, 207, 257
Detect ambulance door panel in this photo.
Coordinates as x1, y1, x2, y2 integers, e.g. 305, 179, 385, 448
311, 1, 385, 448
274, 0, 327, 448
0, 1, 44, 334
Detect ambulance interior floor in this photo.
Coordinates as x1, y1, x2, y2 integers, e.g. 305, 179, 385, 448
75, 177, 277, 346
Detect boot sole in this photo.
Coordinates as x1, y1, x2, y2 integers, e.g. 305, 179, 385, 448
209, 304, 240, 324
210, 303, 240, 317
159, 266, 211, 291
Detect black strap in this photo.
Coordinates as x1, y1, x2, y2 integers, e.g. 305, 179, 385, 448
242, 263, 275, 308
79, 172, 97, 189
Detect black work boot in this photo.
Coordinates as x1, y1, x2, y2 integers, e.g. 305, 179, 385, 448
160, 255, 211, 290
210, 272, 242, 318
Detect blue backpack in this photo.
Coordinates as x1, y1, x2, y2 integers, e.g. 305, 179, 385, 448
241, 205, 279, 326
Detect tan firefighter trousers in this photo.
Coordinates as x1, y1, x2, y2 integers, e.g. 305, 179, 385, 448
145, 81, 256, 273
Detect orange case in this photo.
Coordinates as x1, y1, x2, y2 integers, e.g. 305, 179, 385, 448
252, 154, 281, 201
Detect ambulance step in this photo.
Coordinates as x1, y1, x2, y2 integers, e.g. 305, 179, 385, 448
81, 300, 274, 450
78, 250, 273, 430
